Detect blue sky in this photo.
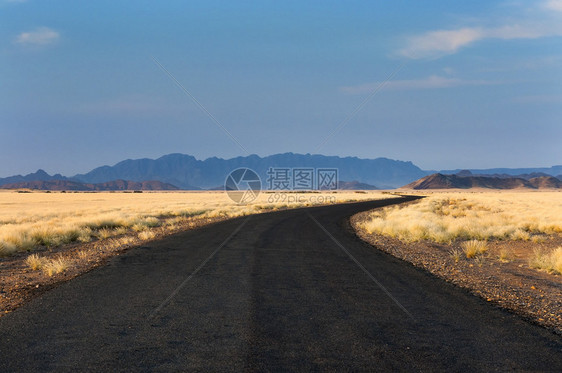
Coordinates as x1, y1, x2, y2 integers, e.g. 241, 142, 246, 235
1, 0, 561, 176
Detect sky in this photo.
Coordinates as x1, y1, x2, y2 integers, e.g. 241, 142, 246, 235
1, 0, 561, 177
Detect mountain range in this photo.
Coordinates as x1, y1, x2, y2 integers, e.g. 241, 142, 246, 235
0, 153, 560, 190
403, 173, 561, 190
0, 179, 178, 191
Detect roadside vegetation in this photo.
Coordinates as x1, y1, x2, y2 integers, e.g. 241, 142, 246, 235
530, 247, 562, 275
353, 191, 562, 332
358, 191, 562, 273
0, 190, 390, 258
359, 192, 561, 243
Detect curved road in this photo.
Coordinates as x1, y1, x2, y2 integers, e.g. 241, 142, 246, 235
1, 197, 561, 371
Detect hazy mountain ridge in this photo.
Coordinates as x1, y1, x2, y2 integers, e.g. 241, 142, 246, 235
441, 166, 562, 178
1, 153, 560, 190
0, 169, 69, 185
0, 179, 179, 191
72, 153, 427, 189
403, 173, 562, 190
337, 181, 379, 190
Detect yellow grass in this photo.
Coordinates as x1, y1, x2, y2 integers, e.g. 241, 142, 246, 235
461, 240, 488, 258
138, 230, 156, 240
25, 253, 47, 270
359, 192, 562, 243
498, 248, 514, 263
529, 247, 562, 274
0, 190, 390, 256
42, 257, 70, 276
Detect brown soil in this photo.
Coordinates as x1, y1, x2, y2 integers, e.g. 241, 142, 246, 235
351, 212, 562, 335
0, 215, 232, 317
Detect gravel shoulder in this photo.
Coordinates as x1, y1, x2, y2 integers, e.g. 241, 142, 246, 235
351, 210, 562, 335
0, 215, 232, 317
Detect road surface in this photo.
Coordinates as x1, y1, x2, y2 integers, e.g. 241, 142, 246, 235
1, 197, 561, 371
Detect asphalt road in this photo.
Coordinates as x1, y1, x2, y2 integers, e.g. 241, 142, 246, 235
1, 196, 561, 372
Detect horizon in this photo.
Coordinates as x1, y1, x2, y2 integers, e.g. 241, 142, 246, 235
2, 1, 561, 176
2, 151, 561, 179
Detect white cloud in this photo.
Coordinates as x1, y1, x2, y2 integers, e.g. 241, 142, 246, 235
399, 28, 484, 59
341, 75, 499, 94
399, 23, 562, 59
15, 27, 59, 46
543, 0, 562, 11
399, 1, 562, 59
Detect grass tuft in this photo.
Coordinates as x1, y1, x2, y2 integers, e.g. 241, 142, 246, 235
97, 228, 114, 240
529, 247, 562, 274
25, 253, 47, 270
498, 248, 514, 263
0, 240, 17, 256
138, 230, 156, 240
450, 248, 463, 263
42, 257, 70, 276
461, 240, 488, 259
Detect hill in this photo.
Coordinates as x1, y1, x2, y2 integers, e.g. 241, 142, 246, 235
440, 165, 562, 177
2, 154, 561, 190
72, 153, 427, 189
403, 173, 562, 190
337, 181, 379, 190
0, 179, 179, 191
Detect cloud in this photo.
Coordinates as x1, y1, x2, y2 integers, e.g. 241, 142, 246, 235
543, 0, 562, 11
399, 2, 562, 59
15, 27, 59, 46
399, 23, 562, 59
341, 75, 499, 94
399, 28, 484, 59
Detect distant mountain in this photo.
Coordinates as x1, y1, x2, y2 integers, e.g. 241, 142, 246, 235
441, 166, 562, 177
0, 169, 68, 185
528, 176, 562, 189
454, 170, 554, 180
337, 181, 379, 190
72, 153, 427, 189
0, 179, 179, 191
2, 154, 561, 190
402, 173, 561, 190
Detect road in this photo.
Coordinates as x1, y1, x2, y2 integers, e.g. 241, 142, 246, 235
0, 196, 561, 371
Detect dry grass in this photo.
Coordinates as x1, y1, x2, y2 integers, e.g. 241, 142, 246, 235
360, 192, 562, 243
450, 248, 463, 262
42, 257, 70, 276
529, 247, 562, 274
461, 240, 488, 258
0, 190, 389, 256
25, 253, 70, 276
498, 248, 514, 263
25, 253, 47, 270
138, 230, 156, 240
